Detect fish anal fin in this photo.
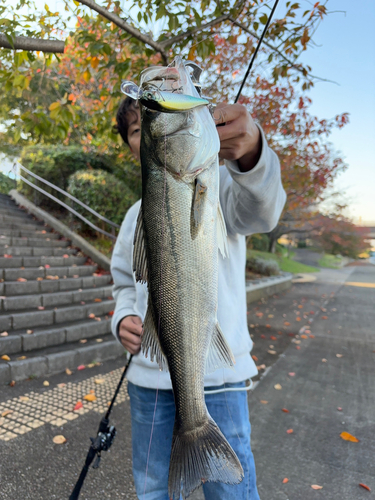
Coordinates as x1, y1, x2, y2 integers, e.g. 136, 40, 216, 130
217, 203, 229, 259
133, 206, 148, 283
205, 322, 235, 374
168, 416, 243, 500
142, 305, 168, 371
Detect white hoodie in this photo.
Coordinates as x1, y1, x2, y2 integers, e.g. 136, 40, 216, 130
111, 127, 286, 389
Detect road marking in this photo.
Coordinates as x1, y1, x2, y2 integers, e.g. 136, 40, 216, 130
345, 282, 375, 288
0, 367, 128, 441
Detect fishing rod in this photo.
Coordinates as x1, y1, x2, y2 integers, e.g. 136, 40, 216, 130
234, 0, 280, 103
69, 354, 133, 500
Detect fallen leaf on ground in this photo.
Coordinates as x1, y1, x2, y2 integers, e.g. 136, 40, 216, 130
36, 277, 44, 281
74, 401, 83, 411
77, 365, 85, 370
83, 394, 97, 402
94, 298, 102, 302
309, 335, 315, 338
53, 435, 67, 444
321, 316, 328, 320
0, 331, 8, 337
260, 400, 268, 404
80, 301, 86, 305
286, 429, 293, 434
284, 321, 290, 326
260, 334, 266, 339
274, 384, 282, 390
359, 483, 371, 492
252, 355, 258, 362
337, 407, 343, 411
255, 312, 263, 318
268, 350, 277, 355
17, 356, 27, 360
282, 408, 289, 413
45, 264, 50, 269
79, 339, 87, 344
340, 431, 359, 442
311, 485, 323, 490
296, 317, 301, 321
94, 317, 101, 321
26, 329, 34, 334
1, 355, 10, 361
9, 380, 15, 386
88, 313, 95, 319
288, 372, 295, 377
37, 306, 45, 310
282, 478, 289, 484
298, 305, 303, 309
16, 277, 27, 282
63, 254, 69, 258
43, 381, 49, 386
96, 338, 103, 343
256, 364, 266, 370
296, 346, 301, 350
108, 311, 114, 316
270, 336, 277, 340
65, 368, 72, 375
336, 354, 343, 358
268, 314, 274, 318
322, 358, 327, 362
95, 379, 105, 384
300, 334, 308, 339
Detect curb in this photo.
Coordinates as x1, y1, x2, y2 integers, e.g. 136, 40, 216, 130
246, 272, 292, 304
9, 190, 111, 271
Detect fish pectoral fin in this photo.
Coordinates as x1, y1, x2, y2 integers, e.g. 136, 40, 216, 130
168, 416, 243, 500
205, 322, 235, 374
133, 205, 148, 284
217, 203, 229, 258
192, 178, 207, 228
141, 305, 169, 371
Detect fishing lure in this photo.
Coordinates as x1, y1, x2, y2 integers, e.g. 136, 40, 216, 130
121, 81, 209, 113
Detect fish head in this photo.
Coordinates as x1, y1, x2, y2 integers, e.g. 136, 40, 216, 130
139, 57, 220, 178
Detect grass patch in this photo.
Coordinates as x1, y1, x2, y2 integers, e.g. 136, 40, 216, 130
86, 237, 114, 259
318, 253, 342, 269
248, 249, 319, 274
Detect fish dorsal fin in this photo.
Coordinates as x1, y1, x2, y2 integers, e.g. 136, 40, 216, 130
133, 205, 148, 284
205, 322, 235, 374
217, 203, 229, 259
142, 303, 169, 371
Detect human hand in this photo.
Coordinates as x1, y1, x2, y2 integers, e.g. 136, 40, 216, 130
118, 315, 143, 354
213, 103, 262, 172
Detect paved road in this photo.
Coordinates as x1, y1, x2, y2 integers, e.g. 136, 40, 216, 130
0, 263, 374, 499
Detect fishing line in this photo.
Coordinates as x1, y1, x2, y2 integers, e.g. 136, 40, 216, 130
142, 112, 169, 499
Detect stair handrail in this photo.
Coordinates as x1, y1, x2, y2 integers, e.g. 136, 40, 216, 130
17, 163, 120, 229
17, 165, 118, 240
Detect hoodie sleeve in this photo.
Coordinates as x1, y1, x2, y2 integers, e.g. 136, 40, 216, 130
110, 201, 142, 339
219, 125, 286, 236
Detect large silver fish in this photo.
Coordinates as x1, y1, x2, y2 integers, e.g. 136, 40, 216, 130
131, 58, 243, 499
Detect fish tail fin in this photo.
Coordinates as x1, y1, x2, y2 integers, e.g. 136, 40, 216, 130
168, 417, 243, 499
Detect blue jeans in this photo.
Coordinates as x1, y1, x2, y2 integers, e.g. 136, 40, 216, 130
128, 381, 260, 500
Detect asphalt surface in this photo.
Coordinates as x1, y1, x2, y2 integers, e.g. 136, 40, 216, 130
0, 262, 374, 500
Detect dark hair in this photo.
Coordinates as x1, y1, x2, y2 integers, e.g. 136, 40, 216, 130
114, 96, 139, 146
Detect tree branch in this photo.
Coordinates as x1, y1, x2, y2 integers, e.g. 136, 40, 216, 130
75, 0, 169, 63
229, 18, 338, 84
0, 34, 65, 53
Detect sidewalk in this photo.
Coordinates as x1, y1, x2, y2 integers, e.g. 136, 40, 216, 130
249, 264, 375, 499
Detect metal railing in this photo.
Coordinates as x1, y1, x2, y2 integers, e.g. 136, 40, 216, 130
15, 164, 120, 240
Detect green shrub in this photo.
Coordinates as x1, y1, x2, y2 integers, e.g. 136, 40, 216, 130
0, 171, 15, 194
247, 233, 270, 252
246, 256, 280, 276
67, 169, 137, 229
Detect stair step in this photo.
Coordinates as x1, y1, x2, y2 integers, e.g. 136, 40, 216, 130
0, 316, 113, 355
0, 255, 86, 268
0, 230, 61, 239
1, 221, 48, 231
0, 246, 77, 257
0, 297, 115, 330
0, 207, 29, 217
0, 334, 124, 383
0, 213, 38, 224
2, 264, 97, 282
0, 273, 112, 296
1, 285, 113, 312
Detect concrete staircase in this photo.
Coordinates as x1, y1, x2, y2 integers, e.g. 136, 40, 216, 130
0, 193, 123, 384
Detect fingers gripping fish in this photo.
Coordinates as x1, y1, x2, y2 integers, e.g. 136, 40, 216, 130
122, 57, 243, 499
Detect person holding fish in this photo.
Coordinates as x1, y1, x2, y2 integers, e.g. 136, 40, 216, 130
111, 59, 286, 500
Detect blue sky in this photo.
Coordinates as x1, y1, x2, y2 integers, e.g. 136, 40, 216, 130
297, 0, 375, 224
